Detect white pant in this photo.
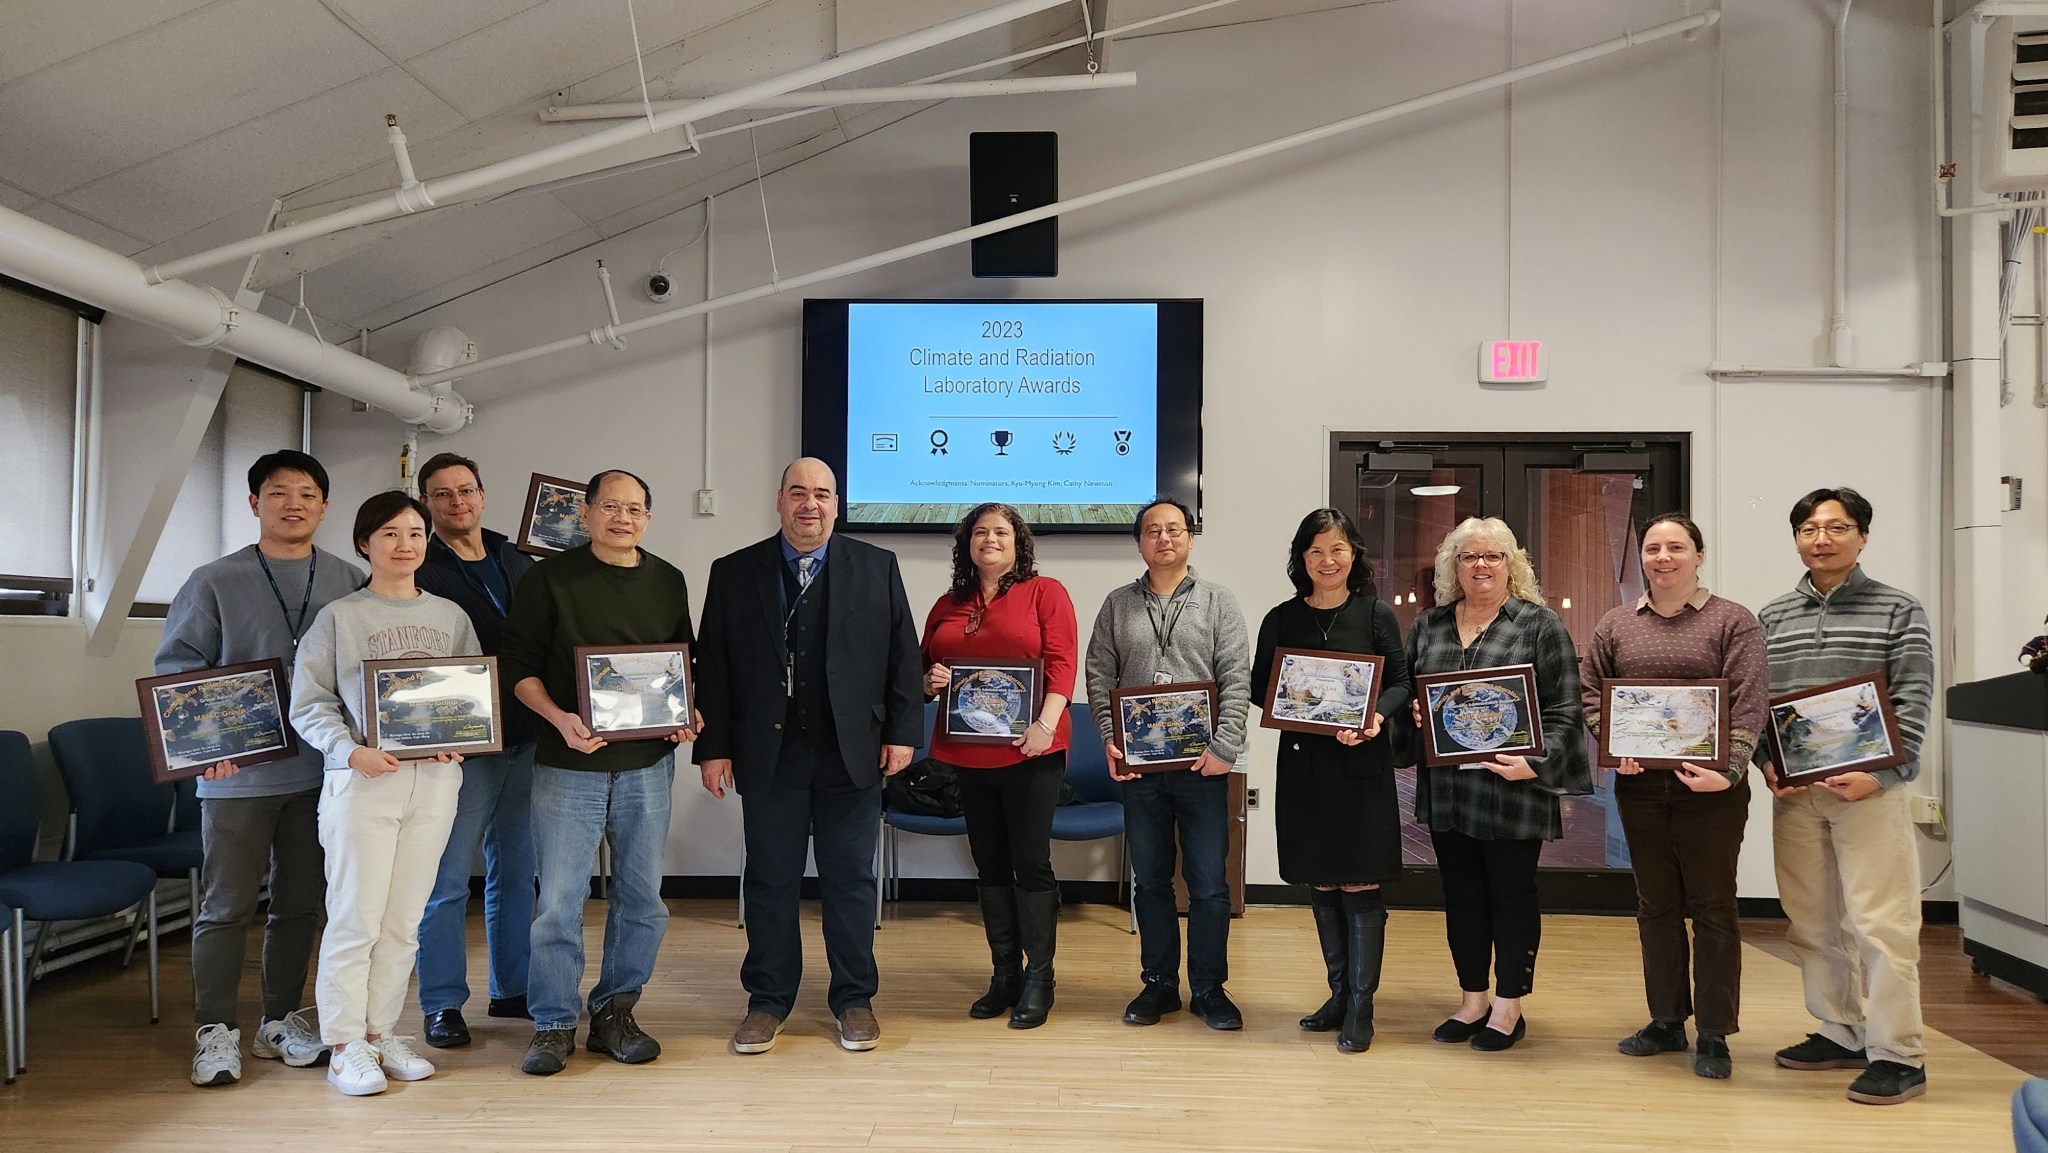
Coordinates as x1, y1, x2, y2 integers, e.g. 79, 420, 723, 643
315, 764, 462, 1046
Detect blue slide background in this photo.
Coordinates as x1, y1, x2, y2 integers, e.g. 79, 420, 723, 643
845, 302, 1157, 517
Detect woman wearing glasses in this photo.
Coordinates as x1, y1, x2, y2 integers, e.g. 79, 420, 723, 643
920, 503, 1078, 1029
1404, 518, 1588, 1053
1579, 513, 1769, 1080
1251, 508, 1411, 1054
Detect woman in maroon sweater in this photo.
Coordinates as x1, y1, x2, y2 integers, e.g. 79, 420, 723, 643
1579, 513, 1769, 1081
921, 503, 1079, 1029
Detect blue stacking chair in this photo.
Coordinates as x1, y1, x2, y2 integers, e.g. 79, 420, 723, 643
1048, 703, 1134, 933
881, 703, 967, 902
0, 731, 160, 1075
48, 718, 202, 961
1, 901, 15, 1085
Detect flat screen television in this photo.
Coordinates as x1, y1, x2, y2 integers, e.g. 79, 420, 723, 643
801, 298, 1202, 533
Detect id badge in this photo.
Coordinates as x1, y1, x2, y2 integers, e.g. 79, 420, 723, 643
1153, 671, 1172, 685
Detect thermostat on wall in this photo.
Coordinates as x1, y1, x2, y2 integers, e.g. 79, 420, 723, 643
1479, 340, 1547, 385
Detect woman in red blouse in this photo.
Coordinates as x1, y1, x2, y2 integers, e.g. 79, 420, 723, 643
921, 502, 1079, 1030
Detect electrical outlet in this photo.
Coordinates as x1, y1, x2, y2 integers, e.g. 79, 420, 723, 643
696, 489, 716, 515
1245, 787, 1260, 810
1910, 794, 1946, 834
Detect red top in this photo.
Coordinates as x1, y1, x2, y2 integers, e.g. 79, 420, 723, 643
920, 575, 1078, 768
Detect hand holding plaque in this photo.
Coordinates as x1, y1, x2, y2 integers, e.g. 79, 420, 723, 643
576, 644, 695, 741
942, 660, 1046, 745
362, 656, 504, 760
135, 659, 298, 784
1109, 681, 1218, 773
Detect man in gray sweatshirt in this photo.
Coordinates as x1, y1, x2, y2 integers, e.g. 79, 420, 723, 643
154, 450, 365, 1088
1084, 497, 1252, 1030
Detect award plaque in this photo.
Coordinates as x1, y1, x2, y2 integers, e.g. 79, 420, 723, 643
516, 472, 590, 556
1597, 677, 1731, 771
1259, 647, 1385, 736
1765, 672, 1907, 787
576, 643, 694, 740
1415, 664, 1547, 768
362, 656, 503, 759
943, 659, 1046, 745
1109, 680, 1219, 773
135, 659, 298, 784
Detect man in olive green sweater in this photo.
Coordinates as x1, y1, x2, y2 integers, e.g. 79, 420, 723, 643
500, 470, 699, 1077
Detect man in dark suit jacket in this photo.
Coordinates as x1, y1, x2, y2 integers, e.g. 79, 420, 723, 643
694, 457, 922, 1055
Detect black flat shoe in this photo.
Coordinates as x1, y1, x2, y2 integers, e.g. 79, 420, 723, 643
423, 1007, 470, 1049
488, 995, 531, 1020
1122, 983, 1182, 1026
1433, 1013, 1489, 1044
1190, 989, 1243, 1032
1693, 1033, 1732, 1080
1471, 1015, 1526, 1052
1617, 1019, 1688, 1057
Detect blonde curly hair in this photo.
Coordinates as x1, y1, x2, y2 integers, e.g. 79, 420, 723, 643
1431, 517, 1545, 607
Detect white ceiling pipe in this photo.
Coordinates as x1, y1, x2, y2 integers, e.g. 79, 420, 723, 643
144, 0, 1073, 285
0, 203, 468, 433
540, 72, 1138, 121
416, 9, 1720, 387
1832, 0, 1855, 367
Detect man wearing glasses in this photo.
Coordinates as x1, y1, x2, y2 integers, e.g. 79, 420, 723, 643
410, 453, 538, 1049
1084, 497, 1252, 1030
500, 469, 700, 1076
1754, 487, 1934, 1105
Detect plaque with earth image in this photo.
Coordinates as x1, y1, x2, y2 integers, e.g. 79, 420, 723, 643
1598, 677, 1731, 771
1415, 664, 1546, 768
1765, 672, 1907, 787
1259, 647, 1384, 736
362, 656, 503, 759
516, 473, 591, 556
135, 659, 299, 784
1110, 681, 1219, 773
943, 660, 1045, 745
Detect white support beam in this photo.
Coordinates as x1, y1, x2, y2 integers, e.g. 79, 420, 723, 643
538, 72, 1138, 121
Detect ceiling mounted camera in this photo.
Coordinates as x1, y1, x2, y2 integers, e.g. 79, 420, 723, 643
646, 273, 674, 303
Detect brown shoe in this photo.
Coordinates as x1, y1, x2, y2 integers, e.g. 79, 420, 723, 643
730, 1011, 783, 1055
836, 1007, 880, 1052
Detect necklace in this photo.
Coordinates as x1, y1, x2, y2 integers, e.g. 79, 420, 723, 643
1305, 595, 1347, 645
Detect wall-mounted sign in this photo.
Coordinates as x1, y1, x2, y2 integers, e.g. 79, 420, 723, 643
1479, 340, 1547, 384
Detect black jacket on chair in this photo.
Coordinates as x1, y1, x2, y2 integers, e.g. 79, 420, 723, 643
692, 533, 923, 792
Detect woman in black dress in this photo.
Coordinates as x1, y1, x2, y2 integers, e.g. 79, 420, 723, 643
1251, 508, 1411, 1053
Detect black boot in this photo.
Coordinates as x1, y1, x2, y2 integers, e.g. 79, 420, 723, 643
971, 886, 1023, 1019
1010, 888, 1059, 1029
1337, 889, 1386, 1054
1299, 889, 1347, 1032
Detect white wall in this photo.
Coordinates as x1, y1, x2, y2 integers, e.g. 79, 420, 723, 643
299, 0, 1979, 896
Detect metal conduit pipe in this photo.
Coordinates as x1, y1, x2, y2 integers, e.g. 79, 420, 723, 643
0, 203, 469, 433
541, 73, 1139, 121
416, 9, 1722, 387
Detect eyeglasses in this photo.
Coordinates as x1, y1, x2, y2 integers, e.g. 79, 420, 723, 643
1795, 521, 1859, 542
1457, 551, 1509, 568
1141, 526, 1189, 541
426, 485, 480, 501
594, 500, 650, 521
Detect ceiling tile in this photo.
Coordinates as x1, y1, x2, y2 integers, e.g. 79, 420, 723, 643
304, 194, 594, 322
350, 228, 599, 331
0, 0, 388, 196
405, 0, 770, 120
0, 182, 39, 211
550, 112, 838, 225
0, 0, 216, 88
324, 0, 548, 59
64, 68, 467, 243
23, 202, 150, 256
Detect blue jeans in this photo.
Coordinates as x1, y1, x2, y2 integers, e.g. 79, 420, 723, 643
528, 757, 674, 1031
1122, 770, 1231, 994
416, 742, 536, 1014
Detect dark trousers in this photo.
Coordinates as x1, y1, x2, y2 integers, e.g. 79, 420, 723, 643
1429, 827, 1543, 998
740, 729, 883, 1017
1615, 772, 1751, 1035
193, 790, 326, 1027
954, 752, 1064, 893
1121, 770, 1230, 994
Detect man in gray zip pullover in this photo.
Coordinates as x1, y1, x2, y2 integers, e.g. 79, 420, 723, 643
1084, 497, 1252, 1030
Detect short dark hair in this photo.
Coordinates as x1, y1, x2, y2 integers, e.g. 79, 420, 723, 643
1644, 511, 1705, 552
586, 469, 652, 510
1132, 496, 1195, 540
351, 490, 430, 559
1286, 508, 1376, 600
418, 451, 481, 494
949, 503, 1038, 602
1789, 487, 1872, 535
248, 450, 330, 500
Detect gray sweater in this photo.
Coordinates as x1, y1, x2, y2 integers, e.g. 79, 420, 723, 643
154, 545, 367, 798
289, 587, 480, 773
1083, 567, 1252, 763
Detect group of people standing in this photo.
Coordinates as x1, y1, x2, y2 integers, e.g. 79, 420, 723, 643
155, 447, 1933, 1108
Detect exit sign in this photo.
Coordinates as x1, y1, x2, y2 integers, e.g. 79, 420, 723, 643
1479, 340, 1547, 384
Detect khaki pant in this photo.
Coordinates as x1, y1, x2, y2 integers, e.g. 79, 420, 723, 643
1772, 785, 1925, 1067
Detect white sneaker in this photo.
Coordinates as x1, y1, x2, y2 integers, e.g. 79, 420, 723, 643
326, 1040, 388, 1096
253, 1009, 328, 1068
374, 1034, 436, 1082
191, 1024, 241, 1087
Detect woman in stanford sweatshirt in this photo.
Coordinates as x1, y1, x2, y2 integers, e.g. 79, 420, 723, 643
290, 491, 478, 1097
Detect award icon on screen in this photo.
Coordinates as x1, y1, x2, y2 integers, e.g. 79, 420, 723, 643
930, 430, 949, 455
1052, 431, 1076, 455
990, 430, 1013, 456
1114, 430, 1133, 457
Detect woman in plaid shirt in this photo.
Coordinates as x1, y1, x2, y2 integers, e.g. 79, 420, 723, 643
1405, 517, 1589, 1053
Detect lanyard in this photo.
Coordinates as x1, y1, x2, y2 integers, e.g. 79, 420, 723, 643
456, 548, 510, 617
1142, 576, 1191, 680
255, 549, 317, 648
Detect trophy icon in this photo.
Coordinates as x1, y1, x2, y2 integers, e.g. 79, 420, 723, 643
990, 429, 1013, 456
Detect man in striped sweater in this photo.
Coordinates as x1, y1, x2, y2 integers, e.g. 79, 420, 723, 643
1755, 487, 1934, 1106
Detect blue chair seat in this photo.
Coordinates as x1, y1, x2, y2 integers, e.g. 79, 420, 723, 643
79, 828, 201, 876
883, 810, 968, 838
1050, 800, 1124, 841
0, 861, 158, 923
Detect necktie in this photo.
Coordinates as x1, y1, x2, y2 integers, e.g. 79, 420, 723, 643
797, 554, 816, 590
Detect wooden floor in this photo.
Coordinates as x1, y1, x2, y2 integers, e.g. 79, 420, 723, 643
0, 901, 2036, 1151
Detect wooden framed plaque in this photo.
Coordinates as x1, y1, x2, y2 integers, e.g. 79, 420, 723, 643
942, 659, 1046, 745
1415, 664, 1546, 768
575, 643, 694, 740
135, 659, 299, 784
1109, 680, 1219, 773
516, 472, 590, 556
1597, 677, 1731, 771
1765, 672, 1907, 787
362, 656, 504, 759
1259, 647, 1384, 736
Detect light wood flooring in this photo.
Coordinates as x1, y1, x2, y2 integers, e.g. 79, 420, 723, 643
0, 900, 2034, 1151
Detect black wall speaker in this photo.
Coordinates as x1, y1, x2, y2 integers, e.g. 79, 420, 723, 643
969, 131, 1058, 278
